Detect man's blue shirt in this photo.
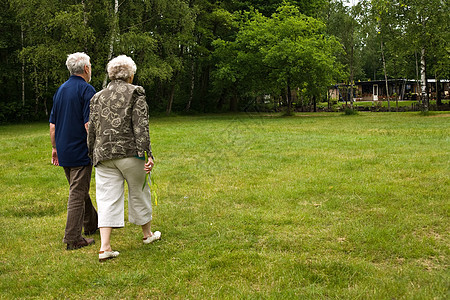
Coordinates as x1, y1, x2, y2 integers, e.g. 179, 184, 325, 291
49, 75, 96, 167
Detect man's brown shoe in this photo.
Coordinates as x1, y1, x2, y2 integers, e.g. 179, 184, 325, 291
66, 237, 95, 250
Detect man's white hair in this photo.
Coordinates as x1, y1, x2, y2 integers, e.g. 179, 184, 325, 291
107, 55, 137, 81
66, 52, 90, 75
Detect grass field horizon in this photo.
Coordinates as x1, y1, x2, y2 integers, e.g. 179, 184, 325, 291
0, 112, 448, 299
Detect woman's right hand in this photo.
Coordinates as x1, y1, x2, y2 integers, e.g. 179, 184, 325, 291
144, 157, 154, 173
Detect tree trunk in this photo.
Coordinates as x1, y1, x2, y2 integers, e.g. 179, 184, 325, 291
327, 89, 331, 110
414, 50, 421, 103
350, 45, 354, 109
200, 65, 210, 112
401, 79, 406, 101
286, 76, 292, 115
348, 7, 356, 110
103, 0, 119, 89
216, 89, 225, 111
395, 81, 398, 112
82, 0, 88, 53
344, 85, 347, 106
44, 75, 48, 116
185, 60, 195, 112
21, 25, 25, 110
436, 77, 442, 106
300, 90, 304, 112
336, 85, 340, 104
166, 83, 176, 115
420, 47, 428, 111
380, 37, 390, 111
34, 66, 39, 116
229, 94, 238, 112
313, 95, 317, 112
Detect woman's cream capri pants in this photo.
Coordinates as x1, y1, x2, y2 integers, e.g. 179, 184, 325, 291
95, 157, 152, 227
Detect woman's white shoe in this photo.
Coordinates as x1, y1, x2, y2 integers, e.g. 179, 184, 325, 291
143, 231, 161, 244
99, 250, 120, 262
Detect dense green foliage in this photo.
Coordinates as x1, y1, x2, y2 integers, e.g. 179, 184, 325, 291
0, 0, 448, 121
213, 5, 343, 114
0, 113, 449, 298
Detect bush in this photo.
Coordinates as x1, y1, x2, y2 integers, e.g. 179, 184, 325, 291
0, 102, 40, 123
344, 107, 358, 115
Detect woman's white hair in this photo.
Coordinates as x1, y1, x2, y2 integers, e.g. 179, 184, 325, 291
66, 52, 90, 75
107, 55, 137, 81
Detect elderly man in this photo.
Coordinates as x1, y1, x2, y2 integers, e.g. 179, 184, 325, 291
49, 52, 98, 250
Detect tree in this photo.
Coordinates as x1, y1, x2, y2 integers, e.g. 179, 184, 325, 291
9, 0, 96, 119
102, 0, 119, 88
0, 0, 22, 121
360, 0, 449, 111
213, 4, 343, 114
403, 0, 450, 109
2, 0, 447, 122
185, 1, 238, 112
119, 0, 196, 114
326, 0, 365, 108
234, 0, 328, 18
369, 0, 399, 111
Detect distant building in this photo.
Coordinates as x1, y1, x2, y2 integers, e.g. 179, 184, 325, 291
330, 79, 450, 102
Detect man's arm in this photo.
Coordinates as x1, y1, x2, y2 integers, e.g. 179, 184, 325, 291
50, 123, 59, 166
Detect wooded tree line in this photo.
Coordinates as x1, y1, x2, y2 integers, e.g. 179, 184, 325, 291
0, 0, 448, 121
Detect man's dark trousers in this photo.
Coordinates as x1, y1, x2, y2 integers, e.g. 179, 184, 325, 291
63, 165, 98, 243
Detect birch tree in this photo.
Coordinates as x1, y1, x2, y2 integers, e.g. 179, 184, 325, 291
103, 0, 119, 88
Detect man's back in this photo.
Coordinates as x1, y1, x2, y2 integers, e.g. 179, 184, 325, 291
49, 75, 95, 167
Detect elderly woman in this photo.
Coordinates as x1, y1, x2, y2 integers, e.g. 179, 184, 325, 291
88, 55, 161, 262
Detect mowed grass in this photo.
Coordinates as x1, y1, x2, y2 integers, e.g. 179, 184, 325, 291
0, 112, 448, 299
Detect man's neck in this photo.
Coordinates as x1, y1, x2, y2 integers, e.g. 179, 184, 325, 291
73, 73, 88, 82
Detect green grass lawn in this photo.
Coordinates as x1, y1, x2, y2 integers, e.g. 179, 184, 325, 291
0, 112, 449, 299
